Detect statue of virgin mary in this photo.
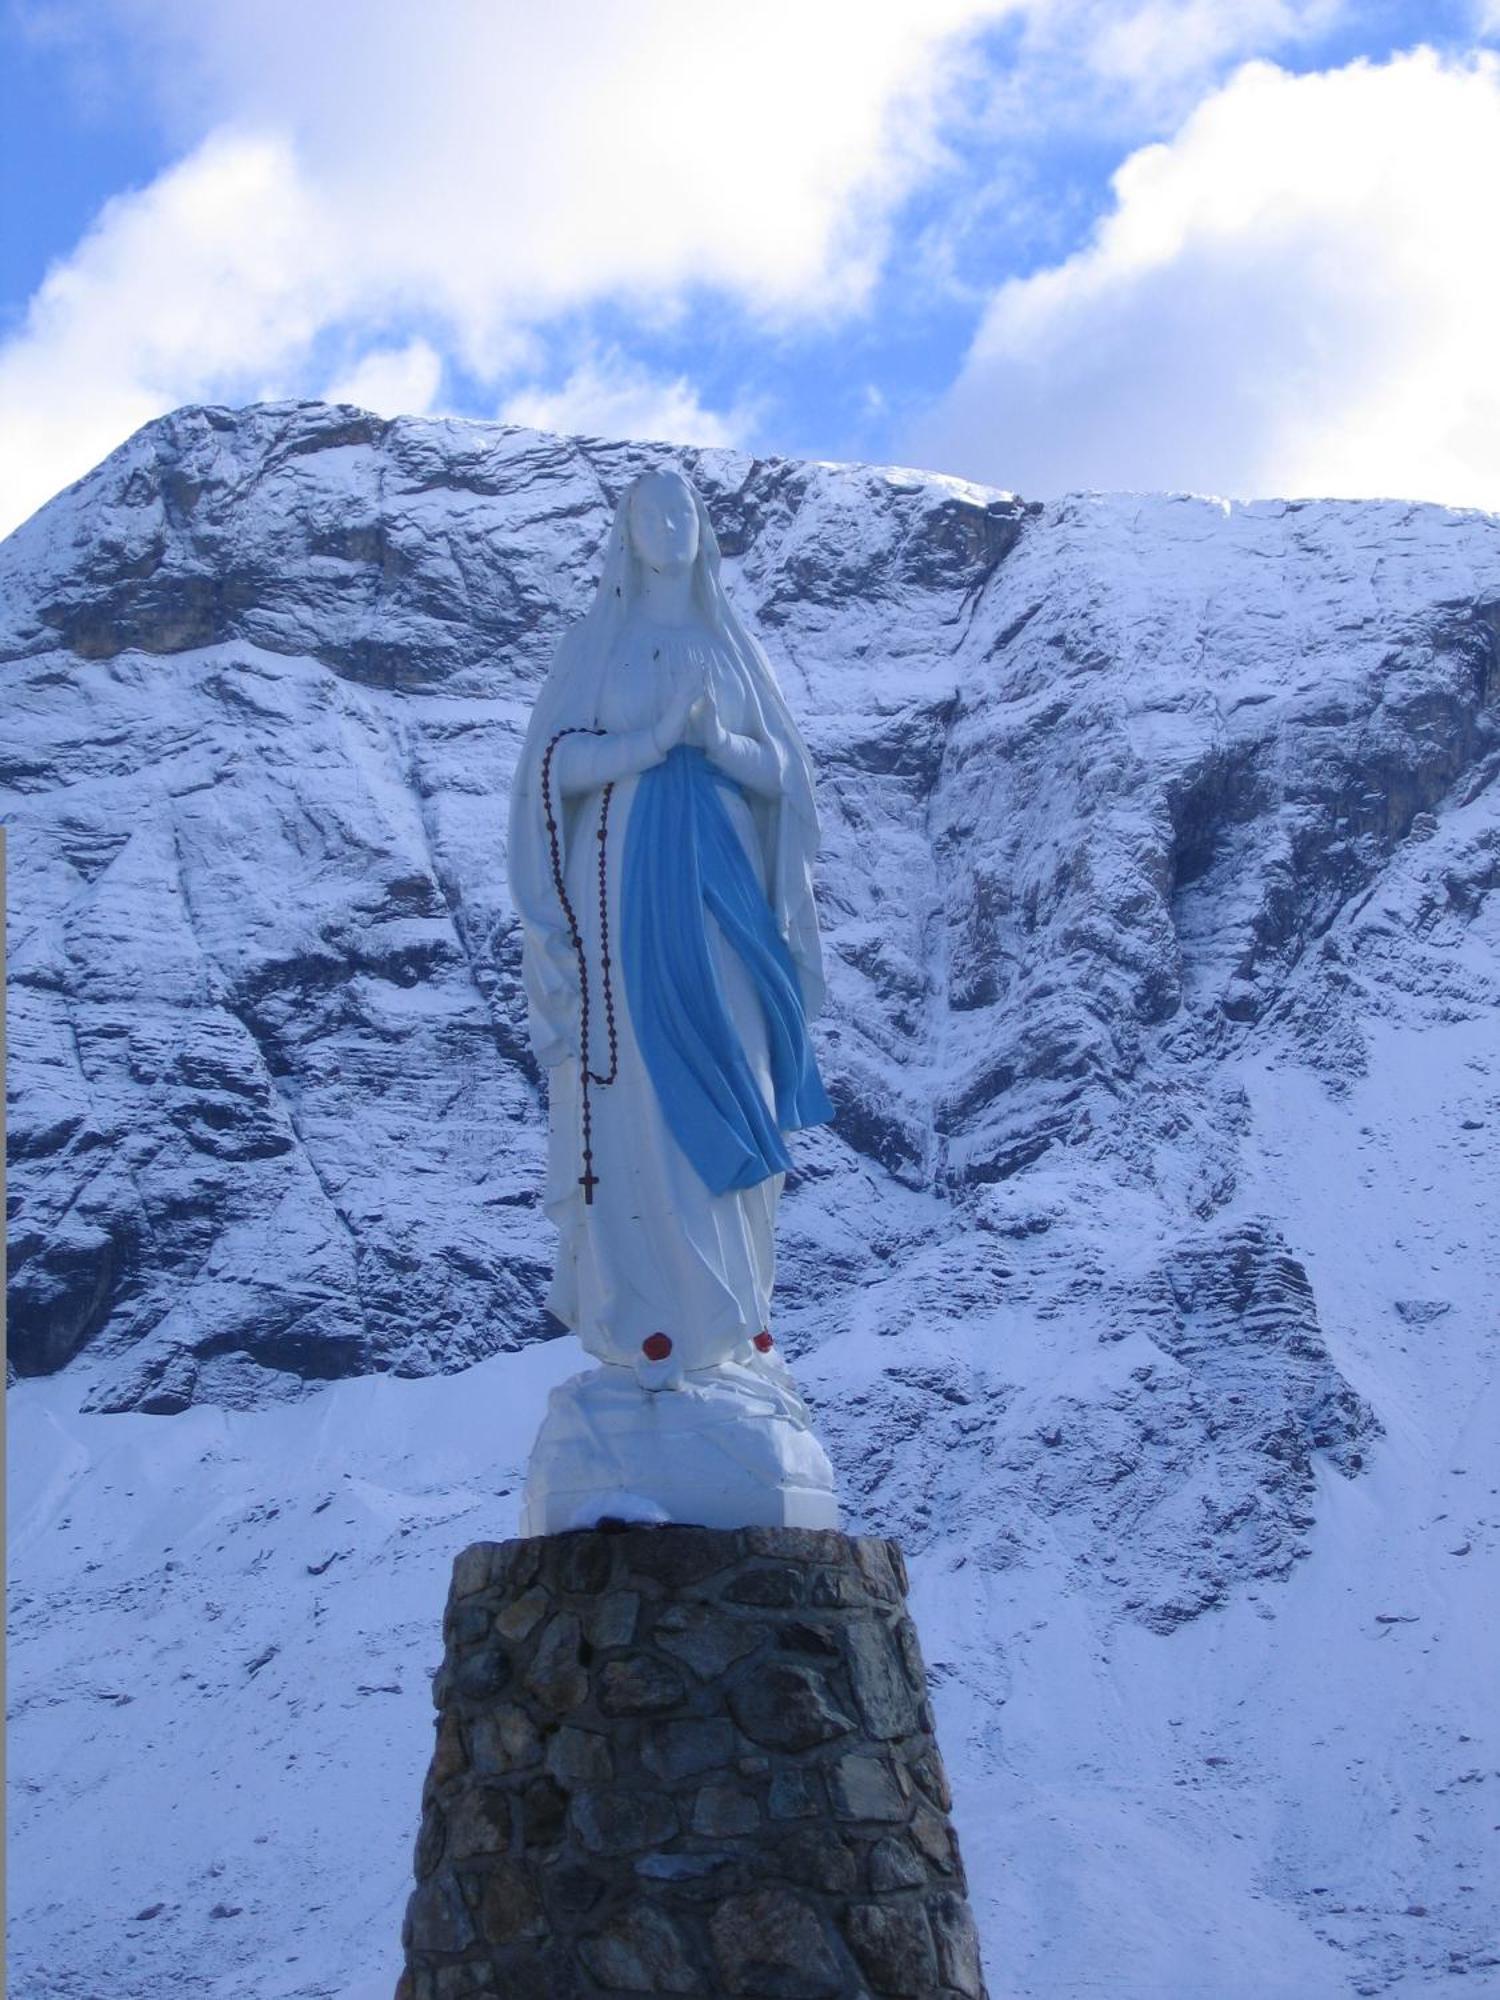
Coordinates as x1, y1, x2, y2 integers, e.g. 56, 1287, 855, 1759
506, 466, 841, 1531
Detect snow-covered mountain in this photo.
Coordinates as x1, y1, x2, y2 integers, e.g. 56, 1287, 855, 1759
6, 402, 1498, 1998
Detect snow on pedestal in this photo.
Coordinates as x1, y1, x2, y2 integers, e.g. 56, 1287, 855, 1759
521, 1359, 840, 1536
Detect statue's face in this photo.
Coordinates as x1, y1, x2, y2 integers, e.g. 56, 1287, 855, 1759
628, 473, 699, 573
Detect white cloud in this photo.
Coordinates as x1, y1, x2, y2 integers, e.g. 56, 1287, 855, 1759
0, 130, 338, 533
0, 0, 1006, 535
120, 0, 1000, 336
948, 0, 1345, 145
322, 339, 445, 419
905, 48, 1500, 510
1085, 0, 1342, 93
498, 344, 758, 451
4, 1, 1453, 536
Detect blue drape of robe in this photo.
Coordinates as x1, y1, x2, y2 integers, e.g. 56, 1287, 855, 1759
621, 745, 834, 1194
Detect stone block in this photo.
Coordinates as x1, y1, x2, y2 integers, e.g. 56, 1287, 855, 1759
909, 1745, 953, 1813
413, 1802, 445, 1881
867, 1835, 927, 1892
451, 1645, 510, 1702
725, 1564, 804, 1607
598, 1652, 686, 1715
495, 1587, 550, 1642
895, 1615, 928, 1691
490, 1541, 541, 1596
768, 1764, 823, 1820
636, 1849, 736, 1882
467, 1702, 540, 1776
743, 1527, 849, 1564
449, 1544, 493, 1600
462, 1858, 544, 1946
910, 1801, 959, 1873
656, 1603, 766, 1679
775, 1825, 859, 1895
845, 1618, 920, 1740
843, 1900, 940, 1993
429, 1710, 466, 1786
461, 1950, 567, 2000
432, 1963, 484, 1998
548, 1533, 612, 1596
579, 1905, 700, 1992
777, 1618, 841, 1661
520, 1776, 567, 1849
444, 1784, 512, 1859
584, 1589, 639, 1650
406, 1874, 476, 1954
617, 1524, 727, 1588
808, 1567, 861, 1608
446, 1601, 492, 1648
641, 1716, 737, 1782
828, 1753, 908, 1822
853, 1539, 900, 1603
540, 1860, 609, 1924
730, 1663, 855, 1751
692, 1782, 760, 1836
569, 1787, 678, 1856
929, 1889, 986, 1996
544, 1725, 612, 1784
524, 1612, 587, 1712
708, 1887, 843, 1998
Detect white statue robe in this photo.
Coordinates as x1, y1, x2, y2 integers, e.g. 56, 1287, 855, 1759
532, 613, 798, 1382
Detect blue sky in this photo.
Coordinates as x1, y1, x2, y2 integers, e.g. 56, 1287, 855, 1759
2, 0, 1498, 536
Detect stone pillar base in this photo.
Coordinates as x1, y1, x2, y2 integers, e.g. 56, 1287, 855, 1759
396, 1526, 988, 1999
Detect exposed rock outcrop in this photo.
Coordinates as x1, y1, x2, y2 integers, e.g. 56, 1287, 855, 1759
5, 402, 1499, 1637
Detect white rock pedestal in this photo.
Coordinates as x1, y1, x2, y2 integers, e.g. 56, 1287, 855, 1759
520, 1361, 841, 1536
396, 1526, 988, 2000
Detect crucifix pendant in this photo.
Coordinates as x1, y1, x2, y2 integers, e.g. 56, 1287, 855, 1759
579, 1165, 599, 1205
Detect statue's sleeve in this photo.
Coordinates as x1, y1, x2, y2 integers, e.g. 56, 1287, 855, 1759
706, 728, 783, 798
551, 723, 664, 796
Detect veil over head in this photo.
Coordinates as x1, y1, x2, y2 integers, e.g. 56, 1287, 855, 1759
507, 468, 826, 1071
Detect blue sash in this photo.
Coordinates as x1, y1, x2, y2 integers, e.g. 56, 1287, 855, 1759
621, 745, 833, 1194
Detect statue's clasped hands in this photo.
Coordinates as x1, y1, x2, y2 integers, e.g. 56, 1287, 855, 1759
687, 692, 731, 761
652, 680, 729, 763
648, 676, 779, 796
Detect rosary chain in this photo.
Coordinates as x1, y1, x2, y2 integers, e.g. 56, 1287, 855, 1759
541, 728, 619, 1203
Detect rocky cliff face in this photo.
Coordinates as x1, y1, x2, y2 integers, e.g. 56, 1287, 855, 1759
9, 403, 1496, 1604
7, 404, 1499, 1997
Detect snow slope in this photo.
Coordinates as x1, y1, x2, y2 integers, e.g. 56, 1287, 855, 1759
5, 403, 1500, 1996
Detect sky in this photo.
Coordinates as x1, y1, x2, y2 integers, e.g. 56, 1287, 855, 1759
2, 0, 1499, 538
